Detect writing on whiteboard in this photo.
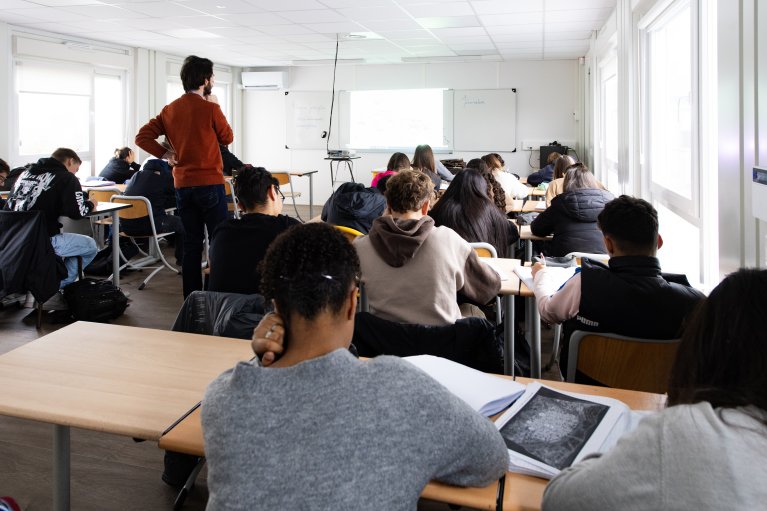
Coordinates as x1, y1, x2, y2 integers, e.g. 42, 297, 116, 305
462, 95, 486, 106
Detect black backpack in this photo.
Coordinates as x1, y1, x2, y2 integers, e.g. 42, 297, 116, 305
63, 278, 129, 322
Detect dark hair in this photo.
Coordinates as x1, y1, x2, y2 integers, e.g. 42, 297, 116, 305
180, 55, 214, 92
412, 144, 435, 173
51, 148, 81, 165
387, 152, 410, 171
114, 147, 132, 160
553, 155, 576, 179
563, 162, 598, 191
546, 151, 562, 165
430, 168, 512, 257
385, 169, 434, 213
260, 223, 360, 324
0, 158, 8, 175
481, 153, 503, 171
668, 269, 767, 423
597, 195, 658, 254
376, 173, 393, 194
466, 158, 506, 212
232, 166, 277, 211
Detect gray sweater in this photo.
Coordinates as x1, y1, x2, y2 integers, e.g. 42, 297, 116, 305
202, 349, 508, 511
543, 402, 767, 510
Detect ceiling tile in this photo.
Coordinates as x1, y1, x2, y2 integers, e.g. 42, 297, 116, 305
377, 30, 435, 41
479, 12, 544, 26
471, 0, 544, 15
180, 0, 264, 15
302, 21, 366, 33
336, 6, 410, 20
430, 26, 487, 38
545, 0, 615, 10
358, 17, 424, 31
247, 0, 330, 9
0, 0, 52, 8
256, 23, 315, 35
276, 9, 346, 23
417, 16, 480, 29
402, 2, 474, 18
544, 30, 594, 41
119, 1, 200, 18
2, 7, 91, 22
217, 12, 292, 25
172, 16, 239, 28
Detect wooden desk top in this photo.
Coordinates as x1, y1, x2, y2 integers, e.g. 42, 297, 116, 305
482, 257, 522, 295
88, 202, 132, 216
516, 224, 551, 242
159, 376, 665, 511
0, 323, 253, 441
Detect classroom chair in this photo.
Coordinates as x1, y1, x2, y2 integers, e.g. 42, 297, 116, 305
272, 172, 302, 221
566, 330, 680, 393
469, 242, 503, 326
109, 195, 180, 290
87, 187, 121, 248
224, 178, 240, 219
333, 224, 365, 243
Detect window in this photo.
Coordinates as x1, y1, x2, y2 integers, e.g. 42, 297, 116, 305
15, 60, 126, 179
597, 54, 619, 193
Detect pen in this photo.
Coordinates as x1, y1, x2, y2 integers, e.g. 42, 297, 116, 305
539, 252, 546, 265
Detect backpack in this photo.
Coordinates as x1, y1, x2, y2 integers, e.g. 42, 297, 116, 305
63, 278, 129, 322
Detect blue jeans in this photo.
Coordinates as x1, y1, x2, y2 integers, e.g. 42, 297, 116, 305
50, 233, 98, 288
175, 184, 228, 297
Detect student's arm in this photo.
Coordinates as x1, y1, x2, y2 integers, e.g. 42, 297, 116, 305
459, 249, 502, 305
62, 177, 94, 219
507, 219, 520, 244
508, 174, 530, 199
212, 105, 234, 146
435, 159, 454, 181
530, 204, 556, 237
532, 269, 581, 325
135, 114, 170, 159
543, 412, 663, 511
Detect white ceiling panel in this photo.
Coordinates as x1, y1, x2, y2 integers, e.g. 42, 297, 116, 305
0, 0, 616, 65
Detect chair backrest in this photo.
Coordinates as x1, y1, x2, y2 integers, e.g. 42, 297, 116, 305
566, 252, 610, 265
88, 188, 121, 204
110, 195, 152, 221
470, 242, 498, 258
333, 224, 364, 242
224, 178, 240, 218
567, 330, 680, 393
272, 172, 291, 187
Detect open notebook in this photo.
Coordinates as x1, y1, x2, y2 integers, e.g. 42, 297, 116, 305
513, 265, 577, 291
403, 355, 525, 416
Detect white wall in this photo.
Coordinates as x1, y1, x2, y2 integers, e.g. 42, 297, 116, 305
242, 60, 580, 207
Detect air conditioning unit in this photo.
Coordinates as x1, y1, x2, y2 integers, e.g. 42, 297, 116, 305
241, 71, 286, 90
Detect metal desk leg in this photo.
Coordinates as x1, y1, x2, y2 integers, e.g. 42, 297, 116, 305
529, 297, 541, 378
308, 173, 314, 218
54, 425, 70, 511
345, 160, 356, 183
112, 211, 121, 288
525, 239, 532, 262
503, 295, 515, 377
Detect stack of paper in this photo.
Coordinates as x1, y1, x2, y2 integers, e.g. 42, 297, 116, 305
403, 355, 525, 416
513, 265, 577, 290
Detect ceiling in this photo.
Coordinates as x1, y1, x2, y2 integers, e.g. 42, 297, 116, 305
0, 0, 615, 67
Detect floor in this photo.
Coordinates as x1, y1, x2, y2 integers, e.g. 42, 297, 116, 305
0, 204, 561, 510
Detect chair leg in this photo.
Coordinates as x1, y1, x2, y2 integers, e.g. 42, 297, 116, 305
173, 457, 206, 511
77, 256, 83, 280
290, 194, 303, 222
548, 324, 562, 370
36, 301, 43, 329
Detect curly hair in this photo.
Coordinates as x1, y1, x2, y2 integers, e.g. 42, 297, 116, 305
384, 169, 434, 213
232, 166, 276, 211
466, 158, 506, 212
260, 223, 360, 323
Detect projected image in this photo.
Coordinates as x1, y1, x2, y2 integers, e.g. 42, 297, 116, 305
348, 89, 447, 150
499, 387, 609, 470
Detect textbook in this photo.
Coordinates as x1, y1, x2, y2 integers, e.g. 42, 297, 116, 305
403, 355, 525, 416
494, 382, 636, 479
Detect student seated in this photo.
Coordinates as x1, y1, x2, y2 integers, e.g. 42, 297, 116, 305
531, 163, 614, 256
371, 151, 410, 188
542, 268, 767, 510
355, 170, 501, 326
122, 154, 185, 265
219, 144, 245, 176
207, 166, 299, 295
98, 147, 141, 184
531, 195, 704, 377
412, 144, 443, 189
0, 158, 8, 208
4, 148, 97, 304
202, 222, 508, 511
482, 153, 529, 203
465, 158, 507, 213
545, 156, 608, 207
430, 167, 519, 257
321, 181, 386, 234
527, 151, 560, 187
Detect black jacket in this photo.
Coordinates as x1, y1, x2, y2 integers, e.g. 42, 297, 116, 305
220, 145, 244, 176
526, 163, 554, 187
98, 157, 140, 184
531, 188, 614, 256
0, 210, 67, 303
4, 158, 95, 236
0, 164, 31, 192
321, 182, 386, 234
122, 159, 177, 233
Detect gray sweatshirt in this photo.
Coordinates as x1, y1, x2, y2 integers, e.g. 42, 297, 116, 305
543, 402, 767, 510
202, 349, 508, 511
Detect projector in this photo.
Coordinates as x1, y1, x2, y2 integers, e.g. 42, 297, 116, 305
327, 149, 356, 158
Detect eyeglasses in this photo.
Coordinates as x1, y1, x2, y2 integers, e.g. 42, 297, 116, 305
274, 185, 285, 201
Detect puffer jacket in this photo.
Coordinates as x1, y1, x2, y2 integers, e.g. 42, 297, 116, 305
321, 182, 386, 234
530, 188, 614, 256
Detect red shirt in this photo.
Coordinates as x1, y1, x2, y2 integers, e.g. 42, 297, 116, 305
136, 93, 233, 189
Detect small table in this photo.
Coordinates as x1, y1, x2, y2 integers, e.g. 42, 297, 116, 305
159, 374, 666, 511
86, 202, 132, 288
0, 323, 254, 511
325, 156, 360, 188
272, 170, 319, 218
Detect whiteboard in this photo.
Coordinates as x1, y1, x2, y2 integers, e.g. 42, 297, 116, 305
285, 91, 338, 150
453, 89, 517, 151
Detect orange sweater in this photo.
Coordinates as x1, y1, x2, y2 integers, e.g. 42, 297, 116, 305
135, 93, 234, 189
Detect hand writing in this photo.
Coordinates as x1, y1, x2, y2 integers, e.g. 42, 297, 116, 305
251, 312, 285, 366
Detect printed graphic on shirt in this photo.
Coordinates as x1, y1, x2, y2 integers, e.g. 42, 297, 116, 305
9, 171, 55, 211
74, 190, 89, 216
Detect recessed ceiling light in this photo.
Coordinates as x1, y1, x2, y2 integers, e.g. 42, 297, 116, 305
342, 32, 382, 40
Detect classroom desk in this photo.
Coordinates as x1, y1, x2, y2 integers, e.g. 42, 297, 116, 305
271, 170, 319, 218
515, 222, 552, 261
482, 258, 524, 377
506, 199, 546, 215
0, 323, 254, 511
159, 375, 666, 511
86, 202, 131, 287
